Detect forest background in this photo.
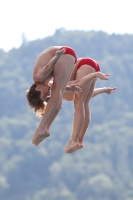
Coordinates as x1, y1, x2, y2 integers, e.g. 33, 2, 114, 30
0, 29, 133, 200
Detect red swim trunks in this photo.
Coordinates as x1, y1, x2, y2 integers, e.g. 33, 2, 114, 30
60, 46, 77, 63
77, 58, 100, 72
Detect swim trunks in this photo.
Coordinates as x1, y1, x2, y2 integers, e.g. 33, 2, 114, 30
60, 46, 77, 63
77, 58, 100, 71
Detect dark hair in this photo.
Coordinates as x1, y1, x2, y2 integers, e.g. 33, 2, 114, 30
26, 84, 47, 118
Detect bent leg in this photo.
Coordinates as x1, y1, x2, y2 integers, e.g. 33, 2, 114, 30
65, 78, 96, 153
64, 65, 95, 153
78, 78, 97, 147
32, 55, 75, 146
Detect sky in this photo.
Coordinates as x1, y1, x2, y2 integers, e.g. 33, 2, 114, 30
0, 0, 133, 51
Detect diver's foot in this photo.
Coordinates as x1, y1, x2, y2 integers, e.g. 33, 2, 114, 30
64, 139, 80, 154
32, 128, 50, 146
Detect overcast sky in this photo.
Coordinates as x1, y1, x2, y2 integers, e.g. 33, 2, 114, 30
0, 0, 133, 51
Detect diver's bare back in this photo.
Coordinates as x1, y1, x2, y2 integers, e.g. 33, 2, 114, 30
33, 46, 62, 76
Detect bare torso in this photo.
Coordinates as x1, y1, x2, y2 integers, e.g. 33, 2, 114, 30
33, 46, 63, 82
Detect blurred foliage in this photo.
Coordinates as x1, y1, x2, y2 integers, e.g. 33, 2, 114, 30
0, 30, 133, 200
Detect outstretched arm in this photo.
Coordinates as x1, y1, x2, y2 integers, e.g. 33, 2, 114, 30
92, 87, 117, 97
76, 71, 110, 86
62, 72, 109, 101
64, 72, 109, 93
34, 48, 65, 82
64, 72, 109, 91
